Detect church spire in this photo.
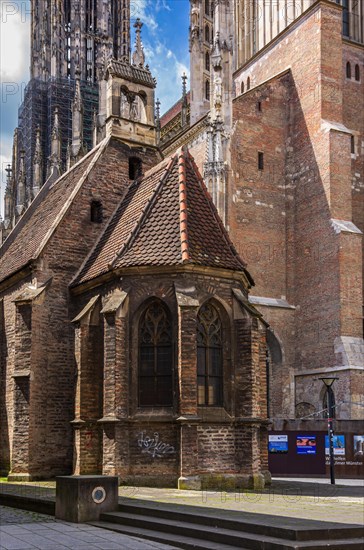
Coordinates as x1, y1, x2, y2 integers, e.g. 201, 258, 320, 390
47, 107, 62, 181
132, 18, 145, 68
16, 150, 27, 217
71, 69, 85, 162
32, 126, 43, 198
4, 164, 13, 228
181, 73, 188, 127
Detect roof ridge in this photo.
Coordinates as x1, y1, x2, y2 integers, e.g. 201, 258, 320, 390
178, 150, 190, 264
186, 151, 247, 270
109, 154, 177, 269
33, 136, 111, 262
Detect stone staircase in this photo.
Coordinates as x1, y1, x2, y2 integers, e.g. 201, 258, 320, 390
91, 499, 364, 549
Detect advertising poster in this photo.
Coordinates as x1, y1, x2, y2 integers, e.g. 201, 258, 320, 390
325, 435, 345, 456
296, 435, 316, 455
353, 435, 364, 459
269, 435, 288, 454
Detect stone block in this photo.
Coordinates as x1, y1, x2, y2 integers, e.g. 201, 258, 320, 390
55, 475, 118, 523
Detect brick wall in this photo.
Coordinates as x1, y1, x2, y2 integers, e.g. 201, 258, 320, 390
231, 1, 363, 381
71, 270, 269, 487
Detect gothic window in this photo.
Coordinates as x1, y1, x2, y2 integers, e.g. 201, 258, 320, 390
90, 200, 103, 223
139, 300, 173, 407
240, 81, 244, 94
129, 157, 142, 180
205, 0, 210, 16
205, 52, 210, 71
247, 77, 251, 90
346, 61, 351, 78
197, 302, 223, 406
205, 25, 210, 43
205, 79, 210, 100
355, 64, 360, 81
342, 0, 349, 37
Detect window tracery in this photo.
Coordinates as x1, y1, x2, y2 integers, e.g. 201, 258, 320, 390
197, 302, 223, 406
139, 300, 173, 407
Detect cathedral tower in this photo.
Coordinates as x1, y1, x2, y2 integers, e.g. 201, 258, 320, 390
3, 0, 131, 239
189, 0, 214, 125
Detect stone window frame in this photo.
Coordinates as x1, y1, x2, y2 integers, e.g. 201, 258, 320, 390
205, 79, 210, 101
205, 51, 210, 71
205, 25, 210, 43
196, 299, 232, 409
137, 298, 174, 408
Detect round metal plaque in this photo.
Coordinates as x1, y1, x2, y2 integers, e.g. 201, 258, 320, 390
92, 486, 106, 504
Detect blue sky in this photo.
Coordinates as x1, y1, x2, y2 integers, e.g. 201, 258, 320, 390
0, 0, 190, 216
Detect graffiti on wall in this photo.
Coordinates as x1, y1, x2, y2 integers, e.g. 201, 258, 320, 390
137, 432, 175, 459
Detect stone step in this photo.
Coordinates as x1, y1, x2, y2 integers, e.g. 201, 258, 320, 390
92, 520, 250, 550
97, 511, 364, 550
115, 500, 364, 542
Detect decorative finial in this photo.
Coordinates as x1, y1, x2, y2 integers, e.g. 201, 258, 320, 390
5, 164, 12, 182
156, 98, 161, 122
132, 18, 145, 68
182, 73, 187, 98
52, 107, 60, 139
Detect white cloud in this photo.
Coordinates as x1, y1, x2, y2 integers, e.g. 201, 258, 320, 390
0, 2, 30, 82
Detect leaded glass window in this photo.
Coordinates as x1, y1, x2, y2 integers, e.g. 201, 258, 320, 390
139, 301, 173, 407
197, 302, 223, 406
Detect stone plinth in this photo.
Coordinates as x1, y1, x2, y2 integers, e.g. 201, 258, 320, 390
55, 475, 118, 523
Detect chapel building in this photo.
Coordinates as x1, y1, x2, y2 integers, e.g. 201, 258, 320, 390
0, 0, 363, 483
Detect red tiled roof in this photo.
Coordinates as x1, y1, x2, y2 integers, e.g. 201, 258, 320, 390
0, 142, 104, 284
160, 92, 190, 128
72, 148, 248, 287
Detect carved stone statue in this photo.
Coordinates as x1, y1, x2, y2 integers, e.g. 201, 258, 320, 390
120, 91, 128, 118
191, 0, 200, 29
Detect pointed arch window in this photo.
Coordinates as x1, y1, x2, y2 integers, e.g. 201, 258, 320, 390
139, 300, 173, 407
241, 81, 244, 94
205, 52, 210, 71
205, 25, 210, 43
247, 77, 251, 90
205, 79, 210, 100
346, 61, 351, 78
197, 302, 223, 406
355, 64, 360, 81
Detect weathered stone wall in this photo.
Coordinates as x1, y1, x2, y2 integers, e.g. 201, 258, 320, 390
71, 271, 269, 488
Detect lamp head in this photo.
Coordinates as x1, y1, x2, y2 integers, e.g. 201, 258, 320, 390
319, 376, 338, 388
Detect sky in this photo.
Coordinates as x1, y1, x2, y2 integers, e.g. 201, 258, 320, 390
0, 0, 190, 217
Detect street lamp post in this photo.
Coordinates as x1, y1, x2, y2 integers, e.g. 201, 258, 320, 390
319, 377, 338, 485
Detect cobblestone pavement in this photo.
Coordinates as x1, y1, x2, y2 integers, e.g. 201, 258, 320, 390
0, 506, 178, 550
